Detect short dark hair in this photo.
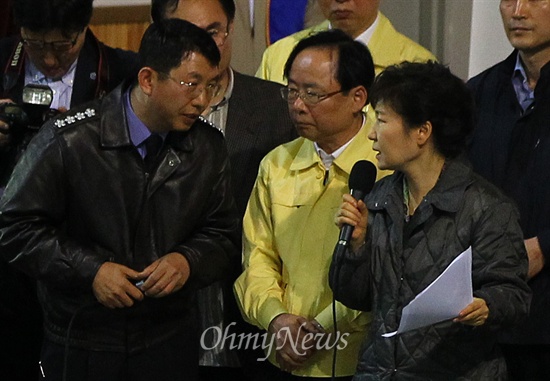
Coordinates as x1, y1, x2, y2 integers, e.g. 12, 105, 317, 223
13, 0, 93, 36
151, 0, 236, 23
139, 19, 220, 74
370, 61, 475, 159
283, 29, 375, 97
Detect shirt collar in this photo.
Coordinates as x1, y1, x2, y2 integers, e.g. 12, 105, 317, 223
211, 68, 234, 111
314, 140, 351, 169
314, 113, 366, 168
125, 89, 151, 148
513, 54, 528, 82
124, 89, 167, 152
225, 68, 235, 100
511, 53, 535, 111
26, 56, 78, 86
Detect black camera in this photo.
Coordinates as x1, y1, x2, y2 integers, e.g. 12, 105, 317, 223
0, 84, 58, 135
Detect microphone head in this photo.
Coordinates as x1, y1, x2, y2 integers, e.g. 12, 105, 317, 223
349, 160, 377, 194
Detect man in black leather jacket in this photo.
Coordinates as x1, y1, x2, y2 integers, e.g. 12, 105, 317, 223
0, 19, 239, 381
0, 1, 139, 379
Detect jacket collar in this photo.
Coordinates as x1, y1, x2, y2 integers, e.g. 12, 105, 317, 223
498, 50, 550, 77
288, 138, 322, 172
367, 13, 409, 69
493, 50, 550, 106
369, 159, 473, 214
71, 29, 102, 106
98, 80, 195, 153
321, 12, 398, 70
536, 54, 550, 96
428, 159, 474, 213
496, 50, 521, 79
98, 80, 133, 149
289, 124, 371, 175
309, 20, 331, 37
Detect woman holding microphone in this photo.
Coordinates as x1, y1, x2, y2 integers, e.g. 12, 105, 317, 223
330, 61, 530, 380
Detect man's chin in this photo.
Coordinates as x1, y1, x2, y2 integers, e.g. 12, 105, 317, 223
41, 69, 65, 80
508, 36, 538, 52
171, 122, 194, 132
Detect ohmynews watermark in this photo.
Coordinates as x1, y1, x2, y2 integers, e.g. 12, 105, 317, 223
200, 322, 350, 361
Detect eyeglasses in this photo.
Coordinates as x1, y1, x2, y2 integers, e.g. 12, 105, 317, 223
165, 74, 221, 99
280, 87, 344, 106
22, 30, 82, 52
205, 27, 230, 47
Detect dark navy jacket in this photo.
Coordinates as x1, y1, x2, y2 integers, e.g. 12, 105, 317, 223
468, 51, 550, 345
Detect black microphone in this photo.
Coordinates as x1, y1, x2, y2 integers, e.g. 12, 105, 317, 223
329, 160, 376, 378
337, 160, 377, 248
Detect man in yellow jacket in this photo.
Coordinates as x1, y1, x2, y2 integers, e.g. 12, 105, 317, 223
256, 0, 435, 162
257, 0, 435, 84
235, 30, 387, 380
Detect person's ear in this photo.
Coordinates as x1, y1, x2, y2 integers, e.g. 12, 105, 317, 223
351, 85, 368, 113
137, 67, 157, 96
81, 26, 89, 35
416, 121, 433, 146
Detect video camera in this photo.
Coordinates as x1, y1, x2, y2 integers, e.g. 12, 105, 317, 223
0, 84, 59, 136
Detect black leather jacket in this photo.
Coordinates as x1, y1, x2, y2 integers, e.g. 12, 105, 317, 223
0, 82, 240, 351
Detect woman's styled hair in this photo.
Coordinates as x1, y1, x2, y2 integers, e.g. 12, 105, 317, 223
370, 61, 475, 158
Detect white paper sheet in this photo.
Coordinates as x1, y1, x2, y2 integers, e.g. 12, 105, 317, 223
382, 246, 473, 337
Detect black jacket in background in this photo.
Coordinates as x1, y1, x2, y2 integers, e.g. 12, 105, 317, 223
225, 71, 297, 218
468, 51, 550, 345
0, 29, 140, 187
0, 29, 139, 106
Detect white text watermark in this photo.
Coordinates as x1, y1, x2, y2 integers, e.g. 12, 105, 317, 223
200, 322, 350, 361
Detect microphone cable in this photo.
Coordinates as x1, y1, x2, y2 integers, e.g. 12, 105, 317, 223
330, 243, 346, 381
329, 160, 376, 380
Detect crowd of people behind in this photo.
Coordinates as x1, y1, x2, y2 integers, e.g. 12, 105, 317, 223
0, 0, 548, 381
